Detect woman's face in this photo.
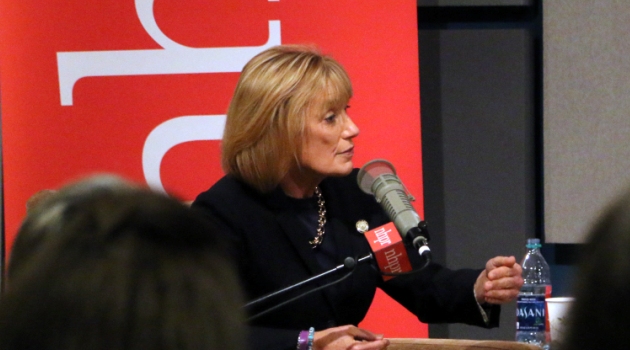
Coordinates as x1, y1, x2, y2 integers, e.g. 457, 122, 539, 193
299, 101, 360, 179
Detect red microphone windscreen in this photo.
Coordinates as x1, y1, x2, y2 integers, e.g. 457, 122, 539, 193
364, 222, 412, 281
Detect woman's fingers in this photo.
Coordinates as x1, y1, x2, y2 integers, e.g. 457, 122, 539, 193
314, 325, 389, 350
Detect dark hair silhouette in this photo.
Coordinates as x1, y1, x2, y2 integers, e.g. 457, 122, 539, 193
561, 187, 630, 350
0, 175, 245, 350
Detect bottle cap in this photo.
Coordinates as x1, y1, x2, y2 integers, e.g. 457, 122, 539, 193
526, 238, 542, 249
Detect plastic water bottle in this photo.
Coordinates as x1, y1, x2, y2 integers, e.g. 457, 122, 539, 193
516, 238, 551, 349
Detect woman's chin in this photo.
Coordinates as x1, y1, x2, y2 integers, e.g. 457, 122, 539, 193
329, 164, 354, 177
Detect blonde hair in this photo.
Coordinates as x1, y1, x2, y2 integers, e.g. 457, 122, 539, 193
221, 45, 353, 193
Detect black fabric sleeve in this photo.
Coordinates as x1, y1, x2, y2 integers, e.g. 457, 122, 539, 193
378, 263, 501, 328
192, 188, 308, 350
248, 326, 301, 350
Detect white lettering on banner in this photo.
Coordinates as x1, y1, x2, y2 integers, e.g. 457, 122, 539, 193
56, 0, 283, 192
142, 115, 226, 193
57, 0, 282, 106
373, 227, 392, 246
383, 249, 403, 273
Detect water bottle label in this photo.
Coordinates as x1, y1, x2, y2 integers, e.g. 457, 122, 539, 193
516, 295, 546, 331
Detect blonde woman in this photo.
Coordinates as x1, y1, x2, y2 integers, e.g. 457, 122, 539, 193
193, 45, 523, 350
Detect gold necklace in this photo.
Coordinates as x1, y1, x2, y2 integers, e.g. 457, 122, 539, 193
309, 186, 326, 248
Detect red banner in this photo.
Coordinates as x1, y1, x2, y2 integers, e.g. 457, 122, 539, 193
0, 0, 424, 338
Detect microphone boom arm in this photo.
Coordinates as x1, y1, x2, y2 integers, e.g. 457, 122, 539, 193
244, 254, 374, 321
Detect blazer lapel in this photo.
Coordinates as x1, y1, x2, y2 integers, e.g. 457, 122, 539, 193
266, 189, 353, 321
274, 210, 323, 276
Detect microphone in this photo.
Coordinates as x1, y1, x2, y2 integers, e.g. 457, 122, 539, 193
357, 159, 431, 260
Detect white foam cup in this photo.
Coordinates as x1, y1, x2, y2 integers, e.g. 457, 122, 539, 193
547, 296, 574, 345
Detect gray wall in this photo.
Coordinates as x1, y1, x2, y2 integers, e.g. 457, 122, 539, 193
543, 0, 630, 243
418, 5, 539, 340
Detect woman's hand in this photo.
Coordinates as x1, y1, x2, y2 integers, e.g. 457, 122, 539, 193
474, 256, 524, 305
312, 325, 390, 350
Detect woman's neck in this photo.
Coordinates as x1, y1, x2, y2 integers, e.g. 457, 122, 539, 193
279, 168, 324, 199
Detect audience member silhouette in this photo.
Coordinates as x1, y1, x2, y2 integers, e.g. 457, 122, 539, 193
561, 186, 630, 350
0, 175, 245, 350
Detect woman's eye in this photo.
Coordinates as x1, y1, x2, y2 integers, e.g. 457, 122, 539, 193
325, 114, 337, 123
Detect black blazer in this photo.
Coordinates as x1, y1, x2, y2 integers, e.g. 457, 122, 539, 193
192, 169, 499, 350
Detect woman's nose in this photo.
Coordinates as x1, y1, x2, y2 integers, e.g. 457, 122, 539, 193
343, 115, 360, 139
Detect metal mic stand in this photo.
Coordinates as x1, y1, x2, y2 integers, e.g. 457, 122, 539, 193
245, 254, 373, 321
406, 220, 432, 263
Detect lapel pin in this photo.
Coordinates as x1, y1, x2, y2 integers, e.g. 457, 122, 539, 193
355, 220, 369, 234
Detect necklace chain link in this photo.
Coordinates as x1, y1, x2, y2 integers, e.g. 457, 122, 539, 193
309, 186, 326, 248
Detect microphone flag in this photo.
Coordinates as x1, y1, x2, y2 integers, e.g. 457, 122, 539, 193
364, 222, 412, 281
